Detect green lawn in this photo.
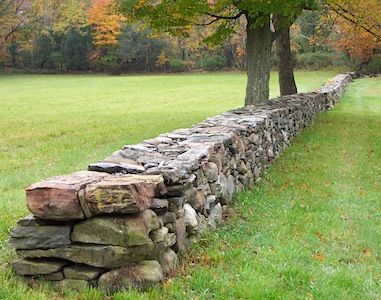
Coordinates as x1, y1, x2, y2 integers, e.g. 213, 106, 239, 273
2, 71, 380, 299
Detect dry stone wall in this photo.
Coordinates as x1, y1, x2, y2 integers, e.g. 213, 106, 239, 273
9, 73, 354, 292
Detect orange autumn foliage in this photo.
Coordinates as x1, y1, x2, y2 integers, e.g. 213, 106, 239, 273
328, 0, 380, 66
333, 20, 378, 63
88, 0, 126, 47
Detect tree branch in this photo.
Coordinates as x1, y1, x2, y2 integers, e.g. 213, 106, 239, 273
327, 3, 380, 40
192, 11, 243, 27
204, 11, 243, 21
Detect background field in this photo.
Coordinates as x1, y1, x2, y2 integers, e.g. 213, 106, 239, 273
2, 71, 380, 299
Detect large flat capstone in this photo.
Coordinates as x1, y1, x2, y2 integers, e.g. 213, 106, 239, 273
83, 175, 167, 215
26, 171, 108, 220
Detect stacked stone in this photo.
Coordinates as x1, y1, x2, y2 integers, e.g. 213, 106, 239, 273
9, 73, 353, 291
10, 172, 176, 291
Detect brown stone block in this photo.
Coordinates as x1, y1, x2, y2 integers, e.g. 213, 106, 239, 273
26, 171, 108, 221
84, 175, 166, 215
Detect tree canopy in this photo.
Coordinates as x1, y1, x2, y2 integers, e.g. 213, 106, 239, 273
121, 0, 320, 105
0, 0, 380, 92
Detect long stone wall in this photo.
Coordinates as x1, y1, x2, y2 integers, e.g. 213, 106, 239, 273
9, 73, 354, 292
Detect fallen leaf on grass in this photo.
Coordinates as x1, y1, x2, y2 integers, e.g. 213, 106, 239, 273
312, 252, 325, 262
314, 231, 324, 241
362, 248, 372, 257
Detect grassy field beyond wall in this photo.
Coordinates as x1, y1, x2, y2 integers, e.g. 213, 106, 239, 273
3, 71, 379, 299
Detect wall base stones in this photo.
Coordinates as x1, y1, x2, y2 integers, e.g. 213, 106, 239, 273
9, 73, 354, 291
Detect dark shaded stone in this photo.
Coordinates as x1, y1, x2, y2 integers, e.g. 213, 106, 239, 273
12, 258, 67, 275
88, 162, 145, 174
158, 212, 177, 225
149, 198, 169, 214
167, 196, 186, 215
9, 226, 71, 250
18, 244, 155, 269
41, 271, 64, 281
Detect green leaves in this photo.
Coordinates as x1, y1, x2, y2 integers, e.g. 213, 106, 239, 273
204, 24, 236, 45
120, 0, 321, 45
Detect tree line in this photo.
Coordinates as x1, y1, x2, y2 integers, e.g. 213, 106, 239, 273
0, 0, 380, 104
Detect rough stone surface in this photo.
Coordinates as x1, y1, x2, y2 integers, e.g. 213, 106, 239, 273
71, 210, 159, 247
54, 279, 89, 291
26, 171, 107, 220
150, 227, 169, 243
160, 248, 178, 274
12, 258, 67, 275
88, 150, 146, 174
9, 226, 71, 250
208, 203, 223, 229
164, 233, 176, 248
158, 212, 177, 224
150, 198, 169, 214
63, 265, 105, 280
84, 175, 166, 215
18, 244, 155, 269
98, 260, 164, 292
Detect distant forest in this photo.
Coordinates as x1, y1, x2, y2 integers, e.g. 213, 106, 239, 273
0, 0, 380, 73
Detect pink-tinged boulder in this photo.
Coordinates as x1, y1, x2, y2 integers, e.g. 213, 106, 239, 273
26, 171, 108, 221
84, 175, 167, 215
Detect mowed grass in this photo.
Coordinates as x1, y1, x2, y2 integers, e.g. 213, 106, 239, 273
2, 71, 380, 299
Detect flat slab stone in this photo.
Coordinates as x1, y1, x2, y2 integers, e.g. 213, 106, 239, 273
63, 265, 105, 280
173, 218, 186, 253
71, 210, 159, 247
88, 162, 145, 174
12, 258, 67, 275
16, 215, 50, 227
84, 175, 166, 215
26, 171, 108, 220
54, 279, 89, 291
18, 244, 155, 269
88, 150, 146, 174
98, 260, 164, 292
9, 225, 71, 250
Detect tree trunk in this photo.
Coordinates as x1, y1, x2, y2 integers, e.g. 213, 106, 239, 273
277, 26, 297, 96
245, 16, 272, 106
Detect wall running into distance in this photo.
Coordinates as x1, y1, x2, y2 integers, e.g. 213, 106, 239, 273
9, 73, 354, 291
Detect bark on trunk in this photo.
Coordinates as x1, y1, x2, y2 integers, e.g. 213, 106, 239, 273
277, 26, 297, 96
245, 16, 272, 106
